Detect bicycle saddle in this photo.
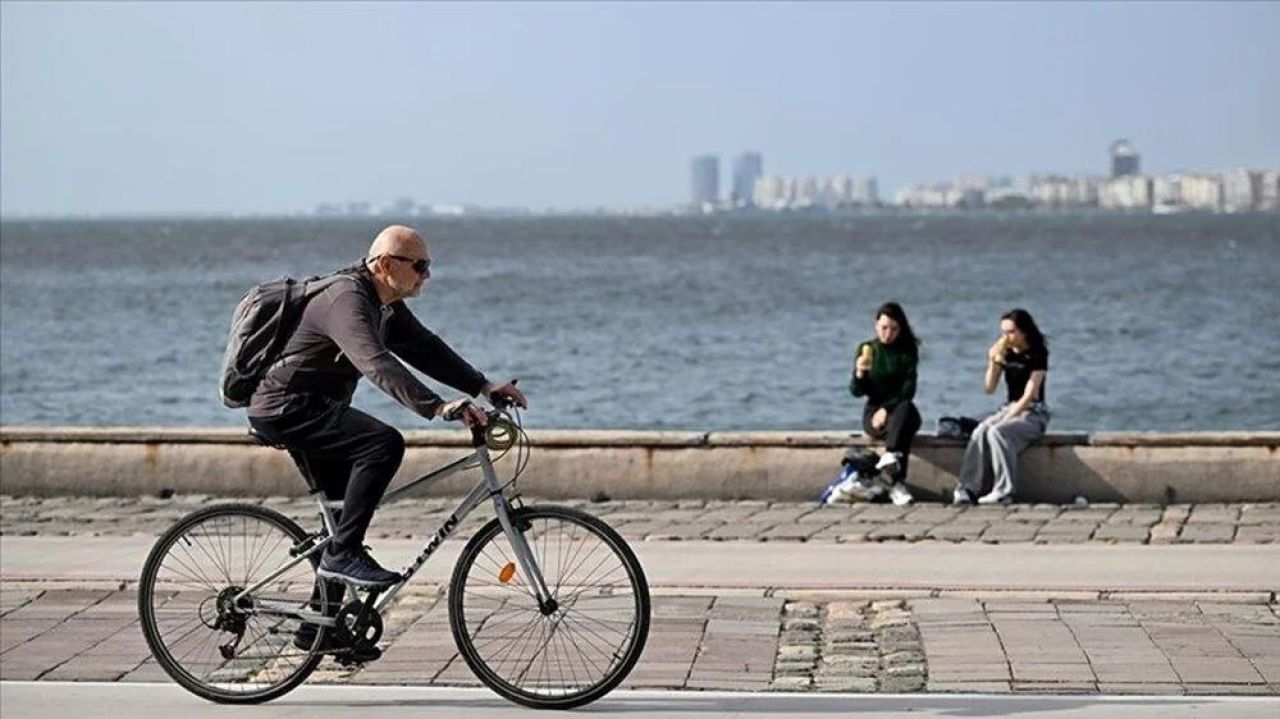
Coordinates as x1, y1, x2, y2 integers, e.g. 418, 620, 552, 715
247, 427, 286, 450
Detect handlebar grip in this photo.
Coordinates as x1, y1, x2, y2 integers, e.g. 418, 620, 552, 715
442, 400, 472, 422
489, 378, 519, 409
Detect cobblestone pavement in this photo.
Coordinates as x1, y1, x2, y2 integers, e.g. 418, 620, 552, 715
3, 495, 1279, 545
2, 588, 1277, 695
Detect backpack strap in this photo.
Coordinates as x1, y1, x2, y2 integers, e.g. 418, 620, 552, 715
261, 271, 364, 374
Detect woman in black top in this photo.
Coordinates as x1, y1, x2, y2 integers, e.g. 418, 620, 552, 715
849, 301, 922, 506
954, 308, 1051, 505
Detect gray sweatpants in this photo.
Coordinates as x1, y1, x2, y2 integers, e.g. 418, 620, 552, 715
956, 403, 1050, 498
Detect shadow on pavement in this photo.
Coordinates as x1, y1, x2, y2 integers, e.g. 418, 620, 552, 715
282, 693, 1214, 716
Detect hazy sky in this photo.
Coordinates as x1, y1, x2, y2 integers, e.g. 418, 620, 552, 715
2, 1, 1277, 216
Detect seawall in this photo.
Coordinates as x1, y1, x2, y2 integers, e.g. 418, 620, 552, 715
1, 427, 1276, 503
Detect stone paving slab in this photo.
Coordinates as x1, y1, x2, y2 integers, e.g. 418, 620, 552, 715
4, 495, 1277, 545
3, 587, 1277, 695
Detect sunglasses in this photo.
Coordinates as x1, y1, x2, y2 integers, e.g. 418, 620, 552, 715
379, 254, 432, 275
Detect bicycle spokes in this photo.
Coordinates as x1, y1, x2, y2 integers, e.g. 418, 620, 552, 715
450, 506, 649, 708
140, 506, 328, 702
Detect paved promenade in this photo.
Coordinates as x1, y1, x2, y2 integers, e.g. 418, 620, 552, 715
4, 495, 1279, 545
2, 587, 1278, 695
2, 495, 1278, 696
4, 684, 1277, 719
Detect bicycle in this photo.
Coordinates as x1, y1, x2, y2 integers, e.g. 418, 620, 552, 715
137, 402, 650, 709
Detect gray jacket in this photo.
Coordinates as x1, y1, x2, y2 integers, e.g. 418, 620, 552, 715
247, 268, 486, 419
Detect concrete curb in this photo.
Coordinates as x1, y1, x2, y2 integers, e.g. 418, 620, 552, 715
12, 426, 1277, 447
1, 427, 1277, 503
0, 577, 1273, 605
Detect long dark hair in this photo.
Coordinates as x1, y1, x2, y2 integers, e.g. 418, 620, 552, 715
1001, 308, 1047, 353
876, 301, 920, 353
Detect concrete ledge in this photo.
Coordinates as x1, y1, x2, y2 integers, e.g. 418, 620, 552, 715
15, 426, 1245, 448
704, 430, 1093, 448
1, 426, 1276, 503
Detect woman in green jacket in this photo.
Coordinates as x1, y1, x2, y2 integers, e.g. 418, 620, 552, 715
850, 301, 922, 505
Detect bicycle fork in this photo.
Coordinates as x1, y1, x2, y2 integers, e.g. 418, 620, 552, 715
479, 446, 557, 614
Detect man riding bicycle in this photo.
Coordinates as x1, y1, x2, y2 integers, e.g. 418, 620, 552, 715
246, 225, 526, 592
141, 230, 646, 694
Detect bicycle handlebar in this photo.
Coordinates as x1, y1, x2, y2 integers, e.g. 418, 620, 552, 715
440, 401, 470, 422
487, 378, 519, 411
446, 379, 520, 445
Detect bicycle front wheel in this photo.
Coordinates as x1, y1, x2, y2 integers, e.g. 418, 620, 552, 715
138, 503, 328, 704
449, 505, 650, 709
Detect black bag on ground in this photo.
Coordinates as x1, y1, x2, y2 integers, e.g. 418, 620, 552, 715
937, 415, 980, 440
841, 447, 881, 476
218, 269, 353, 409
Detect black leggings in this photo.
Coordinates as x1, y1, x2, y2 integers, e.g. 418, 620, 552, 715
249, 398, 405, 556
861, 400, 922, 481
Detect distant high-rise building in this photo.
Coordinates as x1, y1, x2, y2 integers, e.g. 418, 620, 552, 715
795, 176, 821, 207
1261, 170, 1280, 211
828, 175, 853, 206
851, 176, 879, 206
752, 176, 786, 209
690, 155, 720, 208
827, 175, 878, 207
1179, 174, 1224, 212
1110, 139, 1141, 178
730, 152, 763, 207
1223, 169, 1262, 213
1099, 175, 1153, 210
1152, 174, 1182, 208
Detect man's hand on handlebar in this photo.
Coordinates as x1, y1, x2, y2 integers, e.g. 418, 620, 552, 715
483, 379, 528, 410
438, 399, 488, 428
439, 379, 525, 428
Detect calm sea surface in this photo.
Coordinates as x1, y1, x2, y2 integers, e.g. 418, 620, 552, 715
1, 214, 1277, 432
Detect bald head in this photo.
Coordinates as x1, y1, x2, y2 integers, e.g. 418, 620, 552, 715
365, 225, 431, 303
368, 224, 426, 259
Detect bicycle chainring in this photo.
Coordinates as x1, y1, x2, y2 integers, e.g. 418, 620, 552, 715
333, 601, 384, 651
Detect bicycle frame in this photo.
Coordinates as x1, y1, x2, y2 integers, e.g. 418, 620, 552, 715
234, 435, 553, 627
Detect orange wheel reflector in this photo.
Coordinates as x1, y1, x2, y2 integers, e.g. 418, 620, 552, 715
498, 562, 516, 583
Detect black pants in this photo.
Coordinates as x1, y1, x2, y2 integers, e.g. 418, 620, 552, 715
249, 397, 406, 557
861, 400, 922, 481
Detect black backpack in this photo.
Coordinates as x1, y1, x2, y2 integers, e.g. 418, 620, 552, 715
218, 268, 355, 409
937, 415, 981, 440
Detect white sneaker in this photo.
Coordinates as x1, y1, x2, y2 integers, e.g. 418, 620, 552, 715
977, 491, 1012, 506
887, 482, 914, 506
875, 452, 902, 473
846, 478, 887, 503
952, 488, 976, 506
819, 471, 859, 506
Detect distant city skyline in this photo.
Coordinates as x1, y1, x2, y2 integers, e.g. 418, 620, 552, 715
2, 2, 1278, 217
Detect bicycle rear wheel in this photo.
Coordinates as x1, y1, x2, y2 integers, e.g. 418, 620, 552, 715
138, 503, 328, 703
449, 504, 650, 709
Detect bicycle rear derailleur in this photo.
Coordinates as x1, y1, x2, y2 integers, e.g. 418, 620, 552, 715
201, 586, 250, 659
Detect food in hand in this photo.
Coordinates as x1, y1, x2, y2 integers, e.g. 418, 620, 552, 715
991, 337, 1009, 363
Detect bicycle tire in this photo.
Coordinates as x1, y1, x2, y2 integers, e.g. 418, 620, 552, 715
448, 504, 650, 709
138, 503, 327, 704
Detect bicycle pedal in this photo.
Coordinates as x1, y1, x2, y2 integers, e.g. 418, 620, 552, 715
333, 646, 382, 667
